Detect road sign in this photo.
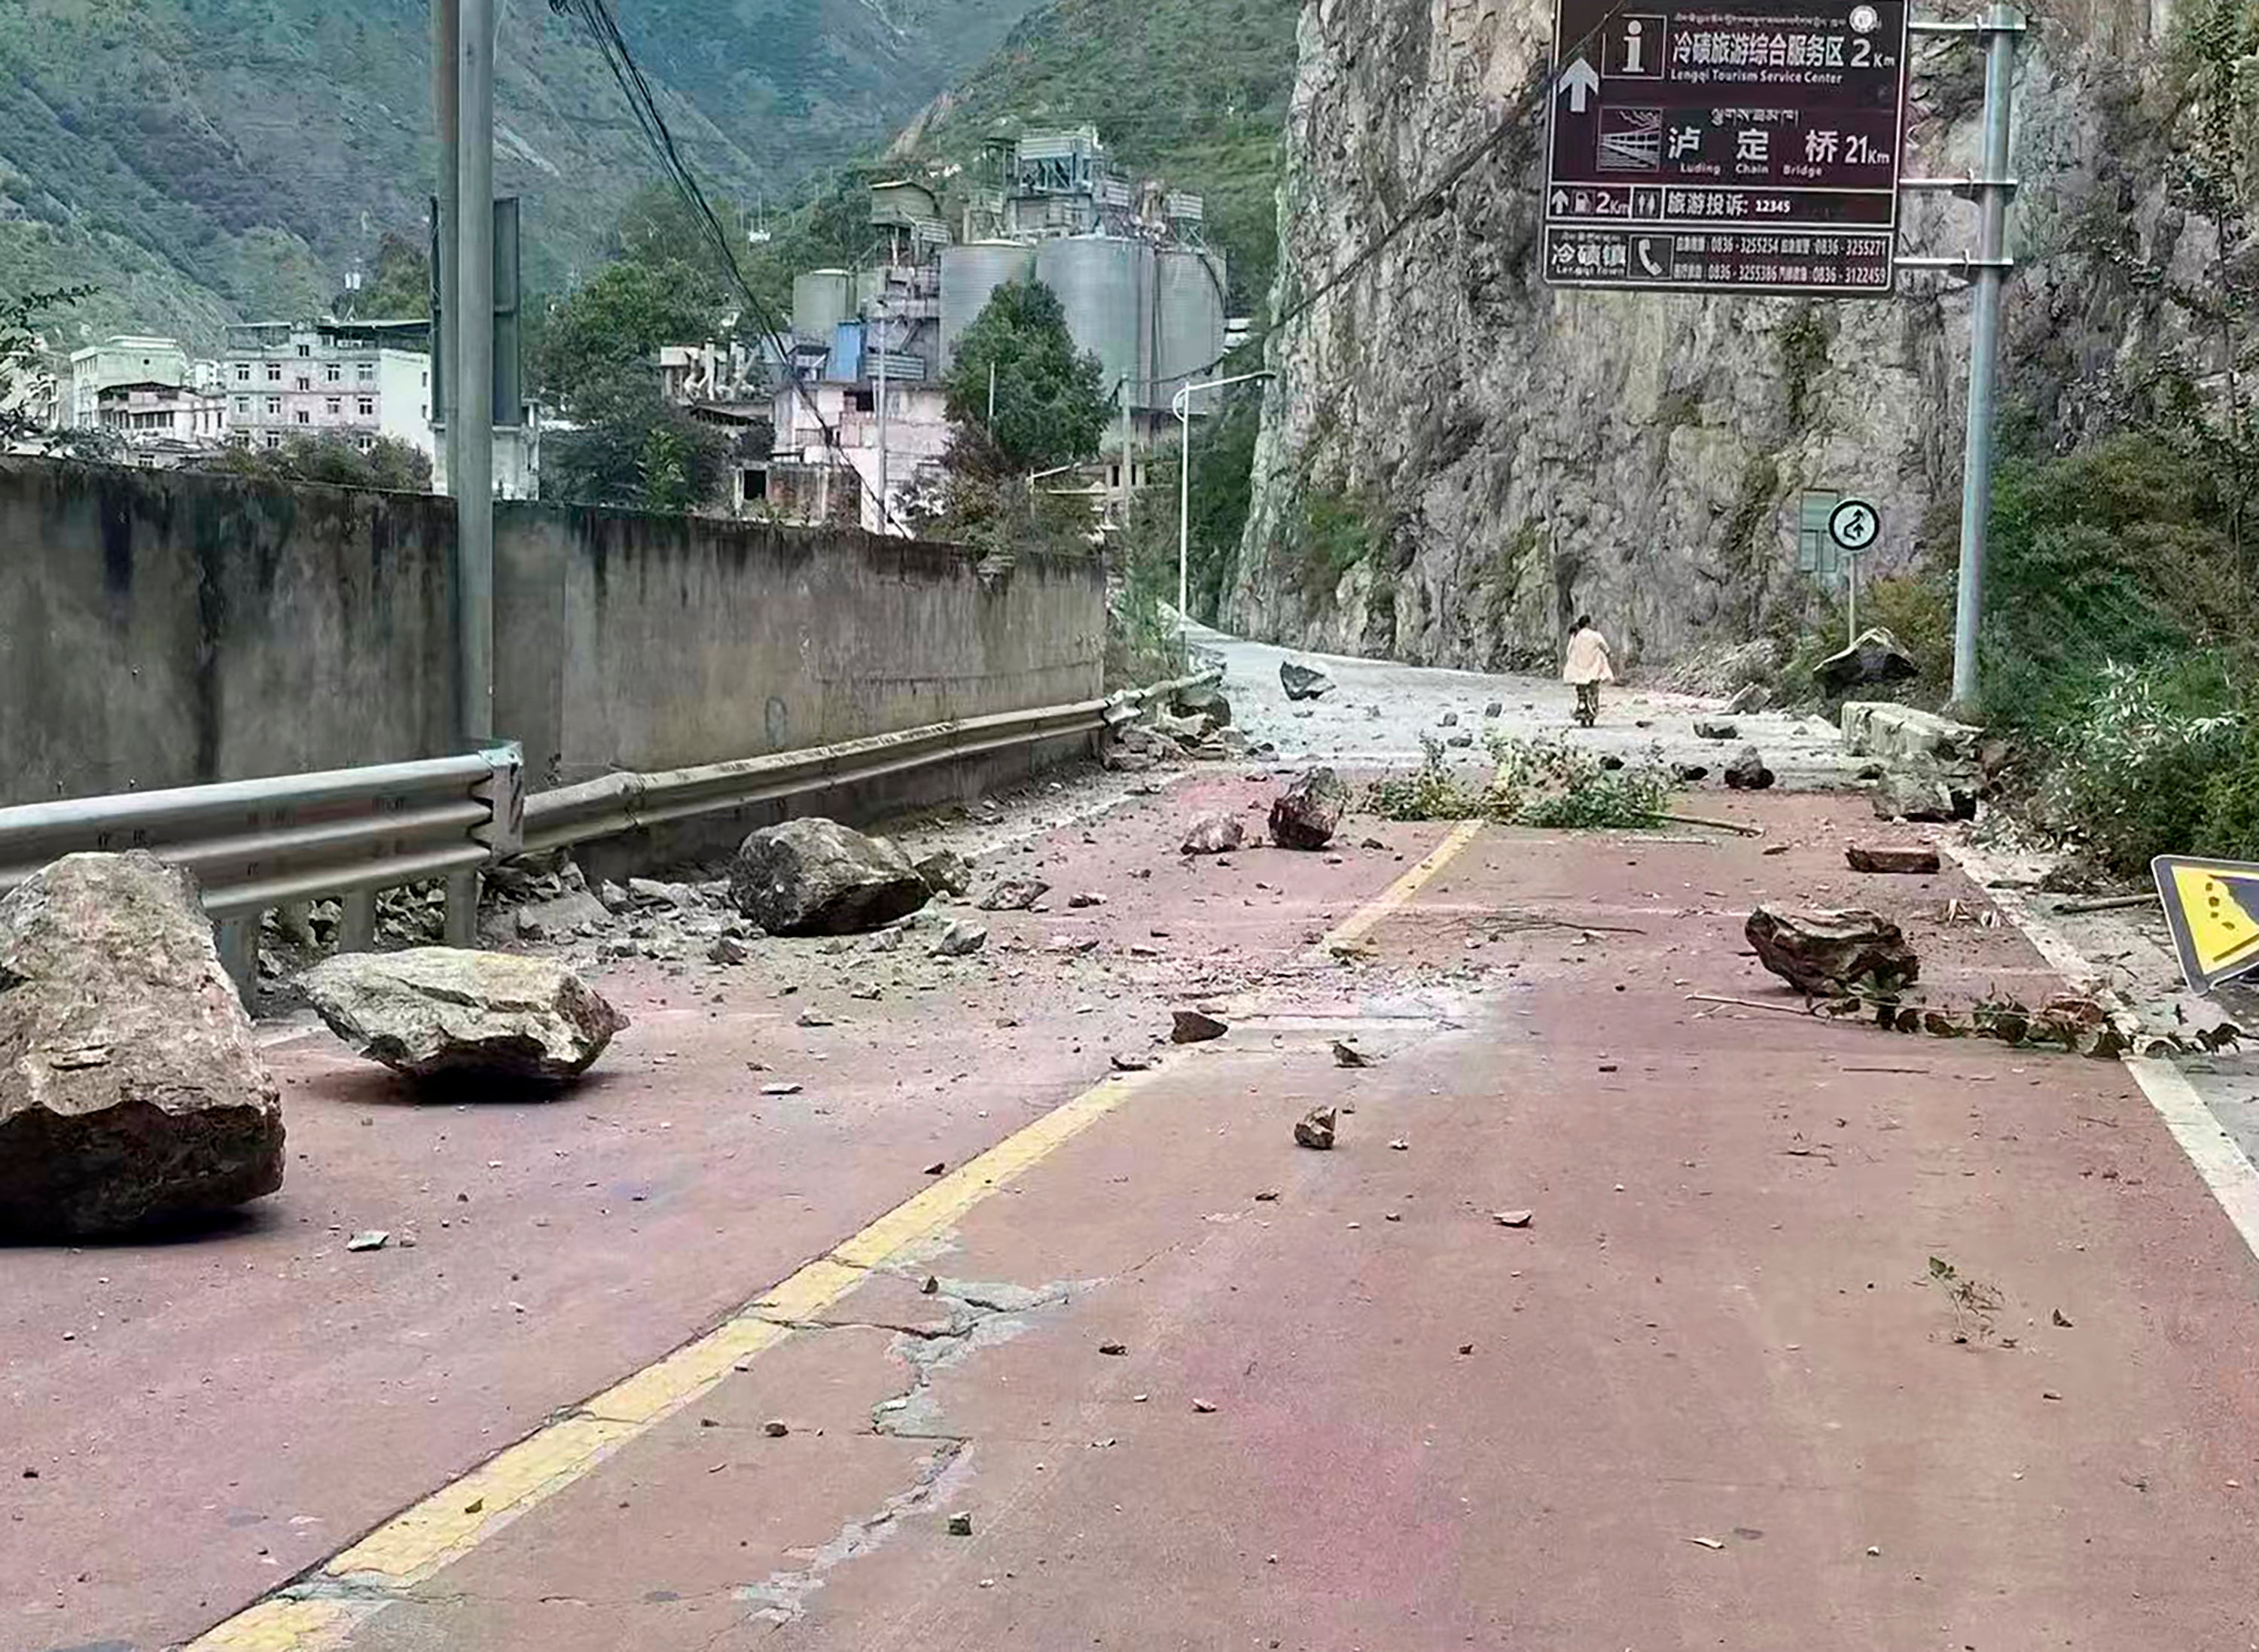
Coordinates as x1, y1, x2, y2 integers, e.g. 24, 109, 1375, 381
1828, 495, 1880, 552
1543, 0, 1911, 294
2154, 856, 2259, 993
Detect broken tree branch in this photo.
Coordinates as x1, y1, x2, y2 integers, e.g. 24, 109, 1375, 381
1658, 812, 1766, 838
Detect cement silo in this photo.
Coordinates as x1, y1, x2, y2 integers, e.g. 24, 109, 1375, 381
1153, 247, 1227, 407
791, 269, 853, 341
1034, 236, 1153, 407
939, 241, 1037, 370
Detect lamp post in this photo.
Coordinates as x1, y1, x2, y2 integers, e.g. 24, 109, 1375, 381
1171, 370, 1275, 627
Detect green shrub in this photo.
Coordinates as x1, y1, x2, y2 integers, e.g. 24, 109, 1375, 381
1364, 733, 1673, 828
2044, 660, 2241, 875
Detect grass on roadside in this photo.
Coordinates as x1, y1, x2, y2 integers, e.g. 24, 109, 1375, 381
1364, 732, 1675, 828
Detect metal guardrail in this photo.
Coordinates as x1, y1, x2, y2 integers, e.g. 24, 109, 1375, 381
0, 747, 524, 983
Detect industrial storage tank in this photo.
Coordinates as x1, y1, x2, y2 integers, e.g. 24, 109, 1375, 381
1034, 236, 1153, 407
791, 269, 853, 340
938, 241, 1037, 370
1152, 248, 1227, 409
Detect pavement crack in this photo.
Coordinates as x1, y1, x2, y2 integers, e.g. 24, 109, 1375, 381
735, 1439, 968, 1625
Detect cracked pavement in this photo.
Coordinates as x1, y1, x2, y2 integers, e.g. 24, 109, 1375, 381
9, 648, 2259, 1651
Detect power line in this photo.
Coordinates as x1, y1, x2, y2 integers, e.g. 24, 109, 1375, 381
545, 0, 908, 532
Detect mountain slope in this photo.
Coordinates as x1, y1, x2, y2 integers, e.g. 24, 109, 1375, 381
0, 0, 1042, 350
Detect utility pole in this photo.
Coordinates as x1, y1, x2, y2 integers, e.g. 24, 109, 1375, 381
1172, 369, 1276, 629
987, 362, 997, 428
873, 300, 888, 532
431, 0, 460, 502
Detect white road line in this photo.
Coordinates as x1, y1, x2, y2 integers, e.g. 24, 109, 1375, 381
1949, 840, 2259, 1265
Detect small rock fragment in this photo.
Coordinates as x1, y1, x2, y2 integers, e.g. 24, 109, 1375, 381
913, 849, 974, 898
709, 935, 753, 965
1294, 1106, 1338, 1151
1191, 1398, 1218, 1413
1492, 1209, 1535, 1227
1172, 1009, 1229, 1044
922, 1275, 940, 1295
1066, 892, 1107, 909
1181, 813, 1247, 856
932, 920, 989, 958
346, 1230, 390, 1252
976, 878, 1050, 913
1331, 1040, 1373, 1068
2051, 1308, 2074, 1328
1846, 844, 1941, 875
796, 1008, 835, 1029
760, 1082, 803, 1096
763, 1419, 790, 1438
1723, 745, 1775, 791
923, 1160, 947, 1177
1110, 1053, 1154, 1072
1693, 719, 1739, 741
947, 1512, 974, 1536
1484, 701, 1503, 718
1099, 1342, 1128, 1356
1279, 659, 1335, 701
1388, 1138, 1410, 1151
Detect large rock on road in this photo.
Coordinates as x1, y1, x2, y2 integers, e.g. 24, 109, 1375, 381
1745, 906, 1921, 998
1270, 767, 1350, 849
730, 818, 931, 935
300, 948, 626, 1083
0, 852, 283, 1236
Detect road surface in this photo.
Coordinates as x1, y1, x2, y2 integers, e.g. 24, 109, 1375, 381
7, 641, 2258, 1652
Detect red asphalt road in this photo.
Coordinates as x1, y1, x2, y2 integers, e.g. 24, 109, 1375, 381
14, 788, 2259, 1650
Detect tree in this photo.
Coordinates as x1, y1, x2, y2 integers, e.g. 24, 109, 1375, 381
196, 433, 434, 492
538, 258, 725, 416
541, 376, 732, 511
2, 284, 104, 456
943, 279, 1109, 474
344, 231, 432, 320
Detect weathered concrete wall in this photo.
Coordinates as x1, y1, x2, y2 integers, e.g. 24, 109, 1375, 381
1, 462, 1108, 812
0, 459, 457, 804
494, 505, 1104, 790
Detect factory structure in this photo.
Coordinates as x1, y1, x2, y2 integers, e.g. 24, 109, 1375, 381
748, 126, 1231, 533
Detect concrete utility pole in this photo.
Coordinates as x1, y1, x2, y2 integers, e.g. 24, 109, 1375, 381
456, 0, 495, 742
874, 300, 888, 532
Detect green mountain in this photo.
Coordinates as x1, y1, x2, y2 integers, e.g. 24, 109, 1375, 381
889, 0, 1301, 312
0, 0, 1044, 351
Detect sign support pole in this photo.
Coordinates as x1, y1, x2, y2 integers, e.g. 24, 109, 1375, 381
1941, 3, 2023, 713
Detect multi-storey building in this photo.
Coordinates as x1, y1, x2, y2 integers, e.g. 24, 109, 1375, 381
66, 336, 194, 429
221, 320, 433, 458
93, 381, 230, 464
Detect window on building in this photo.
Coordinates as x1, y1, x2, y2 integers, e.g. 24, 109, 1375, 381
296, 343, 310, 358
266, 363, 282, 383
324, 364, 342, 383
266, 396, 282, 416
358, 397, 375, 417
235, 397, 250, 415
1796, 489, 1841, 578
743, 467, 770, 501
326, 398, 342, 416
294, 410, 310, 425
849, 389, 874, 413
355, 435, 375, 454
295, 376, 311, 392
357, 362, 376, 385
264, 431, 282, 450
235, 364, 251, 383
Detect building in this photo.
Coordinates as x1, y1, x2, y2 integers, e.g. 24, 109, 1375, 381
751, 370, 951, 532
430, 410, 544, 501
66, 336, 195, 429
93, 380, 230, 465
222, 319, 434, 459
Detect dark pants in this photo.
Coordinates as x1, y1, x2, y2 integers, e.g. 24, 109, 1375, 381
1575, 682, 1600, 721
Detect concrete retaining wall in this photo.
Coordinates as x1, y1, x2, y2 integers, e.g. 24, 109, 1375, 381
0, 460, 1107, 812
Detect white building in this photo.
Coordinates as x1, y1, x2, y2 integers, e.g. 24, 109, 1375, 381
66, 336, 194, 429
754, 374, 951, 533
222, 320, 433, 459
93, 380, 230, 464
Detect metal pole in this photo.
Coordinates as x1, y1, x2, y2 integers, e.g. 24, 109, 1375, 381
987, 361, 996, 428
449, 0, 495, 947
432, 0, 460, 500
1120, 386, 1133, 526
874, 301, 888, 533
1175, 389, 1192, 624
1947, 3, 2022, 712
1846, 549, 1859, 645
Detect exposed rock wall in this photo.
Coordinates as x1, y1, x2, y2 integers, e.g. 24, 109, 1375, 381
1231, 0, 2199, 671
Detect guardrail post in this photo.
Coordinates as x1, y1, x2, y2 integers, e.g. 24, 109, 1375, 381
337, 890, 377, 952
214, 915, 260, 1004
442, 870, 480, 948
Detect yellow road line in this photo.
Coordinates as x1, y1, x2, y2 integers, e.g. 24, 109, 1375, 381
182, 815, 1485, 1651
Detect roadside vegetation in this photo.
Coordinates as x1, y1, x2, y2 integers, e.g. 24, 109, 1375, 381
1367, 731, 1674, 828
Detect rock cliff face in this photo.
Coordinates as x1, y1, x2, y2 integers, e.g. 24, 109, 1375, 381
1231, 0, 2201, 671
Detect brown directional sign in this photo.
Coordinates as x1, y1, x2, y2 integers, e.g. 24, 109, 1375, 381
1544, 0, 1910, 294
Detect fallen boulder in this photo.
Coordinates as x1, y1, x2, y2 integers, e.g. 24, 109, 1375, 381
1725, 682, 1770, 715
513, 888, 611, 940
1840, 701, 1983, 764
1723, 746, 1776, 791
730, 818, 931, 935
1815, 628, 1918, 699
1847, 844, 1941, 875
1693, 719, 1739, 742
1871, 768, 1974, 823
1172, 1008, 1229, 1044
1279, 659, 1336, 701
975, 876, 1050, 912
914, 849, 974, 898
1172, 684, 1233, 727
300, 948, 626, 1083
931, 920, 989, 958
1181, 813, 1247, 855
1745, 907, 1920, 997
1270, 767, 1350, 850
1671, 762, 1709, 784
1294, 1106, 1337, 1150
0, 853, 285, 1236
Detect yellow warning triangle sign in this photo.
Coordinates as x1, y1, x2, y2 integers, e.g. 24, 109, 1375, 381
2152, 855, 2259, 992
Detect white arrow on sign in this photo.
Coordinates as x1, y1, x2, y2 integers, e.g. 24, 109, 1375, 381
1550, 188, 1570, 212
1558, 56, 1601, 114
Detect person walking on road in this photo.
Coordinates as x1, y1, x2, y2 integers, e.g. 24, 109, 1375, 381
1563, 614, 1614, 727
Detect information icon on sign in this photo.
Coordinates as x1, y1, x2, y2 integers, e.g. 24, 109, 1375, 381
1605, 14, 1669, 76
1828, 496, 1881, 553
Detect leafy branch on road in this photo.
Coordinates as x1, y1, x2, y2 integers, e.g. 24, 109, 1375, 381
1364, 733, 1674, 828
1928, 1255, 2005, 1346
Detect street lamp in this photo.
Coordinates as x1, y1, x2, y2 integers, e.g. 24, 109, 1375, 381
1171, 370, 1276, 627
